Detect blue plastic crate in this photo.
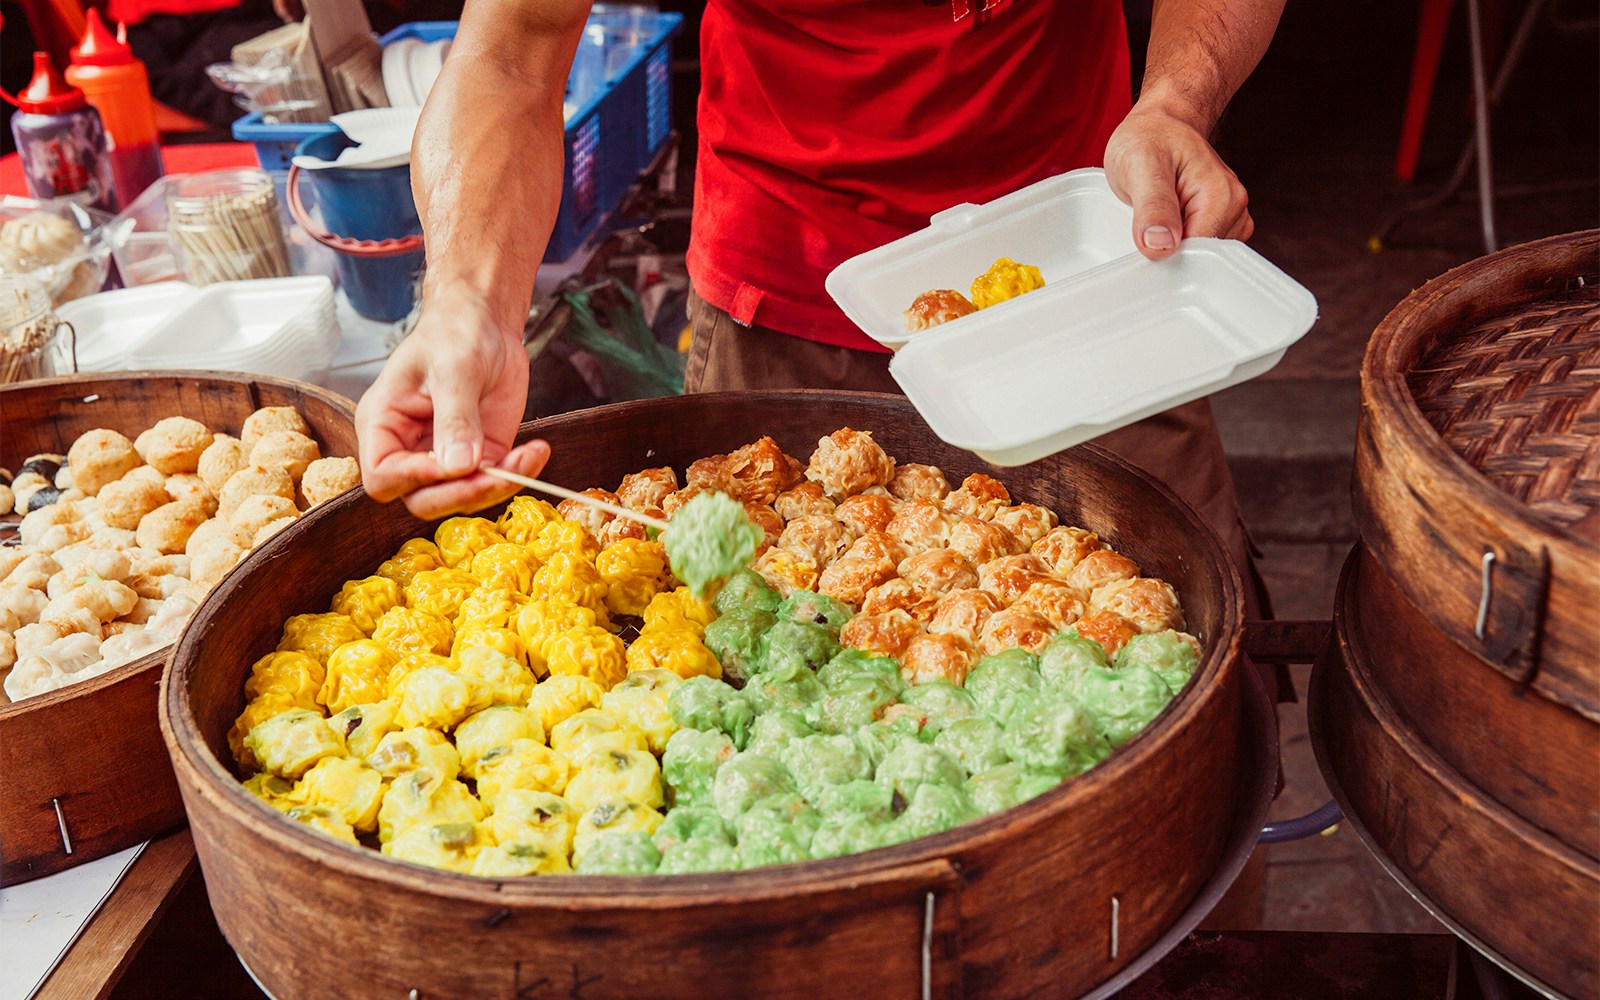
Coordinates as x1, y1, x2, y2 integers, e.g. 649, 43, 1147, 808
235, 11, 682, 262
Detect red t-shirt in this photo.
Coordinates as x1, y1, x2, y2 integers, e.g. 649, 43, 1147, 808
688, 0, 1132, 352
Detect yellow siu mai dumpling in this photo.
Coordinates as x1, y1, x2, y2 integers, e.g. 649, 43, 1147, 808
475, 739, 572, 807
529, 518, 600, 563
277, 612, 366, 666
244, 707, 346, 780
243, 650, 327, 709
454, 587, 525, 632
623, 627, 721, 681
451, 625, 527, 669
641, 587, 716, 637
390, 661, 494, 731
371, 605, 454, 657
549, 709, 648, 770
291, 755, 385, 833
320, 639, 398, 714
330, 575, 403, 636
241, 772, 295, 809
544, 625, 626, 689
404, 567, 480, 622
469, 841, 571, 877
327, 701, 400, 759
283, 804, 360, 845
455, 646, 536, 707
375, 539, 443, 589
383, 820, 486, 873
455, 705, 546, 779
571, 800, 664, 868
564, 748, 663, 814
378, 767, 486, 843
532, 552, 608, 616
514, 599, 603, 676
486, 788, 578, 858
384, 652, 456, 696
229, 692, 303, 770
469, 543, 540, 595
434, 516, 506, 568
595, 538, 668, 617
527, 674, 606, 734
497, 496, 561, 545
600, 669, 681, 754
366, 727, 462, 781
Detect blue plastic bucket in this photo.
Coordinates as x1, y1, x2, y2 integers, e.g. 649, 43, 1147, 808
288, 131, 424, 322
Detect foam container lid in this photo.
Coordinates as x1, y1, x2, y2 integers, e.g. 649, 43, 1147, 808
825, 169, 1318, 466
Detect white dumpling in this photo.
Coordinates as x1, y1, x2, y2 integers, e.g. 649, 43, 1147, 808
0, 211, 84, 270
4, 631, 103, 701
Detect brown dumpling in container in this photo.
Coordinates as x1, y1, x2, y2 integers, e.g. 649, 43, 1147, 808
903, 289, 976, 332
135, 417, 214, 475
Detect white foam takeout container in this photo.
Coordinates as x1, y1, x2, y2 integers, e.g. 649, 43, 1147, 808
825, 168, 1318, 466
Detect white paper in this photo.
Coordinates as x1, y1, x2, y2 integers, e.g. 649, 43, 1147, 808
0, 843, 147, 1000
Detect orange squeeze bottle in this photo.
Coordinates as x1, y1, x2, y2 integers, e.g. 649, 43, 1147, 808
66, 9, 165, 205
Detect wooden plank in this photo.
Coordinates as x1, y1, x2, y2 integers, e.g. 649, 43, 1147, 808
34, 829, 198, 1000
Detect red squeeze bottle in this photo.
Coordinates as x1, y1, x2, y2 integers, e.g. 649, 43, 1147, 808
66, 9, 164, 205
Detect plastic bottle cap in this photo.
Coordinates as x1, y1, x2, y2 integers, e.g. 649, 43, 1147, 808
70, 9, 135, 67
16, 52, 87, 114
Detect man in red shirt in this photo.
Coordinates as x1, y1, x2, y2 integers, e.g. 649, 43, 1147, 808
357, 0, 1282, 595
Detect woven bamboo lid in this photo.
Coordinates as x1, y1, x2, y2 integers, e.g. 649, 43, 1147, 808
1406, 271, 1600, 538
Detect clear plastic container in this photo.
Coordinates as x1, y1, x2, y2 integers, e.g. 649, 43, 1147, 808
0, 274, 74, 385
167, 169, 291, 285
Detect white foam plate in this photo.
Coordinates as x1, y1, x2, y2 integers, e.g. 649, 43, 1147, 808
55, 283, 199, 371
128, 277, 339, 381
382, 38, 419, 107
885, 237, 1317, 466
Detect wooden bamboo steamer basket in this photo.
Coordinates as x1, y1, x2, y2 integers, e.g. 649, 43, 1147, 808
0, 371, 357, 885
1313, 548, 1599, 999
162, 391, 1276, 1000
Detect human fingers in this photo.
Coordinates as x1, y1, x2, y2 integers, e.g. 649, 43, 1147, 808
400, 438, 551, 520
1176, 154, 1251, 242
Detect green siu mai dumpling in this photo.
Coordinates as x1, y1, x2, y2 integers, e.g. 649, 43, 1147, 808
1064, 664, 1175, 749
817, 648, 907, 696
711, 752, 796, 822
735, 793, 820, 868
743, 710, 817, 758
661, 728, 737, 807
782, 732, 873, 801
756, 620, 841, 679
899, 679, 978, 738
875, 740, 967, 803
1037, 632, 1111, 690
776, 589, 855, 634
1002, 692, 1110, 774
1115, 630, 1201, 694
968, 762, 1066, 815
932, 716, 1011, 775
712, 568, 782, 616
812, 778, 897, 823
575, 830, 661, 874
667, 675, 755, 749
741, 668, 826, 720
963, 648, 1042, 723
702, 610, 778, 685
884, 783, 979, 844
657, 837, 742, 874
814, 670, 901, 735
652, 805, 734, 853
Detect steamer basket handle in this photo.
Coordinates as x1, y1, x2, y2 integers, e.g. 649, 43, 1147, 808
285, 165, 426, 259
1259, 800, 1342, 844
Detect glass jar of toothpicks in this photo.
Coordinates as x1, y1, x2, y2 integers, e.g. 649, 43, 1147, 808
168, 169, 292, 284
0, 274, 73, 385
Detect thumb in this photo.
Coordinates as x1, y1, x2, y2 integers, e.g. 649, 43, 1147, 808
1124, 157, 1185, 260
431, 381, 484, 478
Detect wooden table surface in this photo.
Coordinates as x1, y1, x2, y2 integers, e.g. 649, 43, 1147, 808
33, 829, 196, 1000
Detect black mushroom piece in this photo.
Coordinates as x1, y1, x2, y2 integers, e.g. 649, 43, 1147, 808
20, 453, 65, 481
24, 486, 63, 512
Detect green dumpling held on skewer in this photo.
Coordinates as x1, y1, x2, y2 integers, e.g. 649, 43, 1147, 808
663, 491, 766, 600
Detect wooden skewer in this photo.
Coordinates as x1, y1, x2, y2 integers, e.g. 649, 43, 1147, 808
479, 464, 670, 531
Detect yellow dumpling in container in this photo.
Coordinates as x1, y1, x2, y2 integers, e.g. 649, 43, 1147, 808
514, 599, 602, 674
229, 692, 304, 770
404, 567, 480, 622
320, 639, 398, 714
969, 256, 1045, 310
435, 516, 506, 568
486, 789, 578, 858
469, 543, 540, 595
600, 669, 681, 754
544, 625, 626, 689
455, 587, 526, 632
595, 538, 668, 617
284, 804, 360, 845
371, 605, 454, 657
529, 518, 600, 564
455, 705, 546, 778
475, 739, 572, 806
327, 701, 400, 759
571, 800, 664, 868
550, 709, 648, 769
378, 767, 486, 843
277, 613, 366, 667
366, 726, 461, 781
624, 628, 721, 681
565, 748, 664, 814
451, 625, 528, 669
469, 841, 571, 877
242, 772, 295, 809
330, 575, 403, 636
243, 650, 326, 710
383, 820, 486, 873
642, 587, 716, 637
376, 539, 443, 589
245, 707, 346, 780
533, 553, 608, 616
497, 496, 561, 545
391, 661, 494, 731
291, 755, 385, 833
383, 652, 456, 698
455, 646, 536, 706
527, 674, 605, 734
